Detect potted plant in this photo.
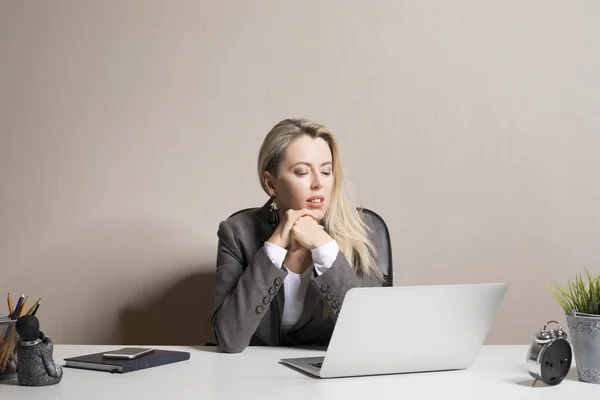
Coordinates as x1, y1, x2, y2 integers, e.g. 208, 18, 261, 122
552, 269, 600, 383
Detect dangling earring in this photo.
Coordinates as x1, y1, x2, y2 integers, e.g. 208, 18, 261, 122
269, 197, 280, 229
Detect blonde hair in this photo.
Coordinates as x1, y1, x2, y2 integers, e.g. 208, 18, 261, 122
257, 118, 383, 281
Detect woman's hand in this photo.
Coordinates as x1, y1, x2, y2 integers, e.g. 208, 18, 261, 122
267, 209, 317, 249
290, 215, 333, 250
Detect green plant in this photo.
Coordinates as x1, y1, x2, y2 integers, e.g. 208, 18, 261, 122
551, 268, 600, 315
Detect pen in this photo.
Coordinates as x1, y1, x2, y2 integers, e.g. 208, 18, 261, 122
12, 294, 24, 320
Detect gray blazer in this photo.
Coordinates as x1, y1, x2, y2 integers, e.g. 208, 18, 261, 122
211, 200, 385, 353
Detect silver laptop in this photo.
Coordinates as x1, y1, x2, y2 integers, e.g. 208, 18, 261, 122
280, 283, 507, 378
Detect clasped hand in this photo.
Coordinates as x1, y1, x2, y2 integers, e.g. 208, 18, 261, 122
267, 209, 332, 251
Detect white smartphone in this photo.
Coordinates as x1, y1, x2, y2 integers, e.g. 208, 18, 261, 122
102, 347, 155, 360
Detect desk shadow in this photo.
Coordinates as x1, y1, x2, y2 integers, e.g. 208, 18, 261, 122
515, 368, 579, 387
516, 379, 550, 387
564, 367, 584, 382
119, 270, 217, 346
278, 361, 321, 379
187, 345, 222, 353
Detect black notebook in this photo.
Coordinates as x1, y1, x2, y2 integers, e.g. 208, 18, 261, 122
64, 349, 190, 373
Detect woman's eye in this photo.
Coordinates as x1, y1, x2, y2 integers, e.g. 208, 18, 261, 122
321, 171, 332, 176
295, 171, 309, 176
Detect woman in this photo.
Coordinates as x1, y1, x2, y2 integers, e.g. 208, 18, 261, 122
211, 118, 386, 353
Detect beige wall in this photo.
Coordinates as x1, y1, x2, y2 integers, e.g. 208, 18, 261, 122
1, 1, 599, 345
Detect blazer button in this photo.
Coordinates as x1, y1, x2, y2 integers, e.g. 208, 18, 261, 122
255, 306, 264, 314
263, 296, 271, 305
274, 277, 282, 286
331, 300, 339, 309
320, 284, 329, 292
326, 292, 334, 300
268, 287, 276, 295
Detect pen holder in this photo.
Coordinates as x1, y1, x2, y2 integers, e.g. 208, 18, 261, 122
0, 320, 19, 380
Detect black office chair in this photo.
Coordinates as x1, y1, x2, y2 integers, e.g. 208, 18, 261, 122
357, 207, 393, 287
226, 207, 393, 286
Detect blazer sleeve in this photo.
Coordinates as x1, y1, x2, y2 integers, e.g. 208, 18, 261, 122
311, 229, 385, 322
211, 220, 288, 353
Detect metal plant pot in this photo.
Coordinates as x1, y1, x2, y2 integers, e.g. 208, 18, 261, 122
567, 311, 600, 383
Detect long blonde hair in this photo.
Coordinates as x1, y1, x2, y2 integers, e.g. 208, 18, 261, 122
257, 118, 383, 281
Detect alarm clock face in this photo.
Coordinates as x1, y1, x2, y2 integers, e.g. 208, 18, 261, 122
540, 339, 572, 385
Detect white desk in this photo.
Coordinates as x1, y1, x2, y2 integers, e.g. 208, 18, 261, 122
0, 345, 596, 399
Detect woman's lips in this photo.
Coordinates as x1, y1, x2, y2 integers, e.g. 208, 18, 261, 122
306, 196, 325, 208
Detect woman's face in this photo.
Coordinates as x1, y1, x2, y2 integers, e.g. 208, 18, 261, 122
265, 135, 334, 222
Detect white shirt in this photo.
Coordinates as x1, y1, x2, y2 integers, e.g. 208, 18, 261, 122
264, 240, 340, 330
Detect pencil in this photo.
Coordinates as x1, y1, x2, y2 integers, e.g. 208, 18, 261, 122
0, 335, 9, 367
0, 330, 17, 371
7, 294, 13, 319
1, 332, 18, 371
26, 298, 41, 316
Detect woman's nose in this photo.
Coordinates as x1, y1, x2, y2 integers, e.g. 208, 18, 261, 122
311, 174, 323, 189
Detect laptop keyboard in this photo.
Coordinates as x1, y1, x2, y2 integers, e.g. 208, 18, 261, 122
308, 362, 323, 368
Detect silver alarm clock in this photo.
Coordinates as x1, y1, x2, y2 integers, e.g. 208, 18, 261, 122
526, 320, 572, 386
